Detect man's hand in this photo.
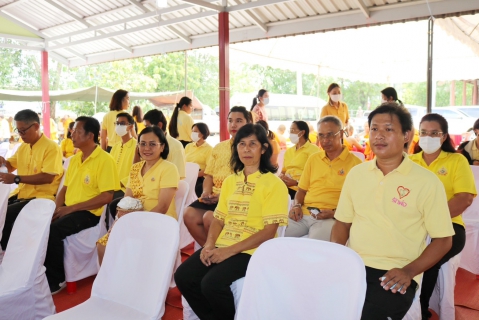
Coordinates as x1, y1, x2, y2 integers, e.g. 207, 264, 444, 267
311, 209, 336, 220
380, 268, 413, 294
289, 205, 303, 222
0, 172, 15, 184
53, 206, 75, 221
207, 247, 235, 264
281, 175, 298, 187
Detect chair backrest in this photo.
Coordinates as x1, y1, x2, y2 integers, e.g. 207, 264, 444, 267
185, 162, 200, 205
0, 199, 55, 290
276, 197, 291, 237
463, 165, 479, 222
0, 149, 7, 158
276, 149, 286, 176
0, 185, 10, 241
92, 212, 179, 318
56, 156, 72, 195
351, 151, 365, 162
175, 180, 189, 224
236, 238, 366, 320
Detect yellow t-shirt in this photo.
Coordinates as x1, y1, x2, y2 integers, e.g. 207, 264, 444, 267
213, 171, 288, 255
49, 118, 58, 140
185, 141, 213, 172
64, 147, 120, 216
335, 155, 455, 282
8, 134, 63, 200
60, 138, 75, 158
282, 141, 319, 191
177, 110, 195, 142
320, 101, 350, 125
166, 134, 186, 179
299, 147, 361, 216
127, 159, 179, 219
110, 138, 137, 192
101, 110, 122, 147
410, 151, 477, 227
204, 139, 234, 195
136, 120, 145, 134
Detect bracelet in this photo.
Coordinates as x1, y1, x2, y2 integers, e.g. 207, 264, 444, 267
293, 204, 302, 208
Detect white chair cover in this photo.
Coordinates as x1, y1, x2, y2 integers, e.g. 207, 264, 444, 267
0, 199, 56, 320
276, 149, 286, 176
351, 151, 366, 162
177, 179, 194, 249
460, 165, 479, 275
44, 211, 180, 320
185, 162, 200, 206
171, 181, 189, 286
235, 238, 366, 320
0, 184, 10, 264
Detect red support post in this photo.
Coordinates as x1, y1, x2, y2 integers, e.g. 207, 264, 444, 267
218, 11, 230, 142
41, 51, 51, 138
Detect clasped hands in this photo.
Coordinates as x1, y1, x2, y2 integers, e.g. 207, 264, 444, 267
288, 206, 336, 222
52, 205, 75, 220
200, 245, 235, 266
199, 192, 219, 205
0, 172, 14, 184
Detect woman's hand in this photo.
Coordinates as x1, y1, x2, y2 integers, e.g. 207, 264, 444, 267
208, 247, 236, 264
200, 244, 216, 266
289, 205, 303, 222
200, 192, 219, 205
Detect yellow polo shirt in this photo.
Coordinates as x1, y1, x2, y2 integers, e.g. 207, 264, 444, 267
282, 141, 319, 191
101, 110, 122, 147
299, 146, 361, 216
335, 155, 455, 282
60, 138, 75, 158
110, 138, 137, 191
166, 134, 186, 179
64, 147, 120, 216
185, 141, 213, 172
50, 118, 58, 140
177, 110, 195, 142
214, 171, 288, 255
8, 134, 63, 200
410, 151, 477, 227
320, 101, 350, 125
204, 139, 233, 195
136, 120, 145, 134
127, 159, 179, 219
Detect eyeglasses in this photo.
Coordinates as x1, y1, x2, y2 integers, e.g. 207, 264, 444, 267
318, 131, 341, 141
114, 122, 131, 126
14, 124, 35, 135
419, 131, 444, 137
139, 142, 163, 148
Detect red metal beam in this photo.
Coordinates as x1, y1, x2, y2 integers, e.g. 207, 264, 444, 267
218, 11, 230, 141
41, 51, 51, 138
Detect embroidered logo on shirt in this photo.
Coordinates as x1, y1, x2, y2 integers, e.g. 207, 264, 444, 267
437, 167, 448, 176
151, 177, 155, 181
397, 186, 410, 199
84, 175, 90, 185
338, 168, 345, 175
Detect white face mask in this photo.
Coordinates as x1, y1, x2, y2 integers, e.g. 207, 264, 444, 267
419, 136, 442, 154
289, 133, 300, 144
191, 132, 200, 142
262, 97, 269, 106
115, 125, 128, 137
330, 94, 341, 103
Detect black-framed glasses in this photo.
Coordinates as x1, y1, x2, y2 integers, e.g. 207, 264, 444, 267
14, 123, 35, 135
114, 122, 131, 126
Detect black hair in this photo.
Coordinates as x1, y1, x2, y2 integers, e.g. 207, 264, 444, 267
75, 116, 101, 144
251, 89, 267, 111
256, 120, 276, 141
381, 87, 403, 105
368, 103, 413, 134
192, 122, 210, 140
292, 120, 310, 142
109, 89, 128, 111
473, 118, 479, 131
67, 121, 74, 139
230, 124, 277, 174
137, 126, 169, 159
14, 109, 40, 124
414, 113, 456, 153
229, 106, 253, 123
116, 112, 135, 125
132, 106, 143, 122
143, 109, 168, 132
169, 96, 193, 138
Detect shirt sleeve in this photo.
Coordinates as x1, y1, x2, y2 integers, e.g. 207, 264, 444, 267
7, 147, 18, 169
262, 178, 289, 227
452, 155, 477, 196
298, 154, 313, 190
41, 144, 63, 176
334, 172, 355, 223
97, 155, 120, 192
204, 146, 217, 176
159, 162, 180, 189
213, 175, 232, 222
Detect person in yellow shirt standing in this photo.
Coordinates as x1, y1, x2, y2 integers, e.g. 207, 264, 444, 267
286, 116, 361, 240
185, 123, 213, 197
62, 115, 73, 139
132, 105, 145, 135
50, 117, 58, 142
60, 122, 76, 158
320, 83, 350, 126
169, 97, 195, 148
410, 113, 476, 320
0, 109, 63, 252
331, 104, 454, 319
101, 89, 130, 152
46, 116, 120, 294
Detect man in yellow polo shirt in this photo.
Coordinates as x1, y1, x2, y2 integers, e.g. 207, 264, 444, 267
286, 116, 361, 240
0, 109, 63, 252
45, 116, 120, 294
331, 104, 454, 319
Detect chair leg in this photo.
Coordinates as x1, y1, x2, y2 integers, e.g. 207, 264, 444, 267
66, 281, 77, 294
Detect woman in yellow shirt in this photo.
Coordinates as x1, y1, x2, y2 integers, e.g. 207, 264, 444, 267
169, 96, 195, 148
256, 120, 280, 167
320, 83, 350, 126
60, 122, 76, 158
101, 89, 130, 152
175, 123, 288, 320
410, 113, 476, 320
97, 126, 179, 265
185, 122, 213, 197
132, 105, 145, 136
344, 124, 364, 152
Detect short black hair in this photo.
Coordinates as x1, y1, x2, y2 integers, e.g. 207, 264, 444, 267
116, 112, 134, 125
230, 124, 277, 174
193, 122, 210, 140
14, 109, 40, 124
75, 116, 100, 144
138, 126, 169, 159
143, 109, 167, 132
368, 103, 413, 134
67, 121, 74, 139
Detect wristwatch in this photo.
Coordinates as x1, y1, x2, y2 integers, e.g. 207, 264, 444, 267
14, 175, 21, 184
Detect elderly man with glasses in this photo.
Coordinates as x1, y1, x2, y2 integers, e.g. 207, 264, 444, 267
285, 115, 362, 240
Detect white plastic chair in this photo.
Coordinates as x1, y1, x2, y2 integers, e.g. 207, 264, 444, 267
175, 180, 193, 250
351, 151, 365, 162
235, 238, 366, 320
44, 212, 180, 320
276, 149, 286, 176
185, 162, 200, 206
0, 184, 11, 264
460, 165, 479, 276
0, 199, 56, 320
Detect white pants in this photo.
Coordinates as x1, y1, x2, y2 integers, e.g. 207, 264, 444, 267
284, 216, 335, 241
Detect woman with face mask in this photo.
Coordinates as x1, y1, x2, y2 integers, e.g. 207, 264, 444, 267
410, 113, 476, 320
320, 83, 350, 126
185, 123, 213, 197
250, 89, 269, 122
279, 120, 319, 199
458, 119, 479, 165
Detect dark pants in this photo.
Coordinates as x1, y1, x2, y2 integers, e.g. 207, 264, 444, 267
1, 196, 34, 251
180, 140, 191, 148
420, 223, 465, 319
175, 249, 251, 320
44, 210, 100, 286
107, 191, 125, 226
361, 266, 418, 320
106, 146, 112, 153
288, 188, 297, 200
195, 177, 205, 198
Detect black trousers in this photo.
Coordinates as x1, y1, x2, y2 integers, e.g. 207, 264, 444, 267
1, 196, 34, 251
44, 210, 100, 286
361, 266, 418, 320
106, 146, 112, 153
420, 223, 465, 319
288, 188, 297, 200
175, 249, 251, 320
195, 177, 205, 198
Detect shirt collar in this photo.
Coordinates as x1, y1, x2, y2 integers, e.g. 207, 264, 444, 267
368, 152, 412, 175
296, 141, 311, 150
318, 146, 349, 161
82, 145, 102, 162
239, 170, 262, 182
